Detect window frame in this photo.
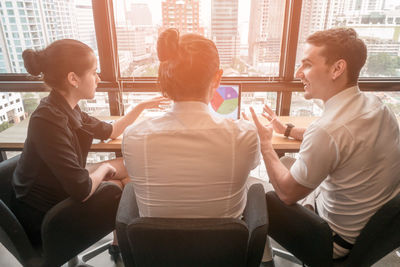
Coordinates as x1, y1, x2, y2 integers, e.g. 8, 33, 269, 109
0, 0, 399, 116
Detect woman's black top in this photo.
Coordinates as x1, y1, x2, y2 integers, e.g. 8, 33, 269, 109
12, 90, 112, 212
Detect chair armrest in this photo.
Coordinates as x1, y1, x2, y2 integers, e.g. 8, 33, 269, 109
116, 182, 139, 225
266, 191, 332, 267
0, 200, 41, 266
41, 182, 122, 267
243, 183, 268, 267
0, 155, 20, 206
115, 182, 139, 267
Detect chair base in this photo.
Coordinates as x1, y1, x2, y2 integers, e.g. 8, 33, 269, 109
272, 247, 303, 266
67, 241, 111, 267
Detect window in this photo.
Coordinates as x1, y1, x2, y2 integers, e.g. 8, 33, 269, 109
291, 0, 400, 117
113, 0, 286, 78
0, 0, 98, 76
296, 0, 400, 78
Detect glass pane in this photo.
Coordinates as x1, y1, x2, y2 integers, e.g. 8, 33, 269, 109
0, 91, 33, 132
365, 91, 400, 117
296, 0, 400, 78
114, 0, 286, 78
290, 92, 323, 117
241, 91, 277, 114
79, 92, 111, 116
0, 0, 98, 74
122, 92, 169, 119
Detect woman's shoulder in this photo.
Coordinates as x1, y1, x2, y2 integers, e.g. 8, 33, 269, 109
30, 99, 68, 129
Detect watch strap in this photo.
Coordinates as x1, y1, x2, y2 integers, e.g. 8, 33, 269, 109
284, 123, 295, 137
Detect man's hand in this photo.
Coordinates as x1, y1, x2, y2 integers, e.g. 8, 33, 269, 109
262, 104, 286, 135
243, 107, 274, 152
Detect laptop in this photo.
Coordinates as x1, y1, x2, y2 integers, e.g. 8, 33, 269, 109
208, 84, 241, 120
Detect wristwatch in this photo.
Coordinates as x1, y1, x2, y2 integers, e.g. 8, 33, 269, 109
284, 123, 295, 137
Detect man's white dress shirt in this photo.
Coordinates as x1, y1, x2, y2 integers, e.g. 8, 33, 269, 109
123, 101, 260, 218
291, 86, 400, 246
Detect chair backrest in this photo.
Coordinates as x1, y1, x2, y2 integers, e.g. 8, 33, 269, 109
339, 193, 400, 267
116, 182, 267, 267
0, 155, 42, 266
127, 217, 249, 267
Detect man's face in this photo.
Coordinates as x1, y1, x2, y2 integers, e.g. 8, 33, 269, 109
295, 44, 332, 101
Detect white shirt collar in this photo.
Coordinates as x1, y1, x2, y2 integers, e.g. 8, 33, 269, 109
323, 86, 360, 116
172, 101, 210, 113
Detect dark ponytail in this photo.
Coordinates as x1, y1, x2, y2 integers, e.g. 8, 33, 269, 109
22, 49, 44, 76
22, 39, 94, 90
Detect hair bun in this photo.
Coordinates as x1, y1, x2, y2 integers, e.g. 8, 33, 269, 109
157, 28, 179, 62
22, 49, 43, 76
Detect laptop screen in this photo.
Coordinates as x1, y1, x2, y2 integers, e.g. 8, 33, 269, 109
208, 84, 241, 120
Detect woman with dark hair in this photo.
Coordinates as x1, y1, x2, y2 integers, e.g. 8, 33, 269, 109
11, 39, 164, 258
122, 29, 260, 218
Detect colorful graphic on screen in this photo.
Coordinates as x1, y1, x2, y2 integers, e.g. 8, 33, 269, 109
209, 85, 239, 119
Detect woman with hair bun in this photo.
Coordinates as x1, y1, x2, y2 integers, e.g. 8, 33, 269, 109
11, 39, 164, 259
123, 29, 260, 219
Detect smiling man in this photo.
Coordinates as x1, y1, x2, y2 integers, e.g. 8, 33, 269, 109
249, 28, 400, 259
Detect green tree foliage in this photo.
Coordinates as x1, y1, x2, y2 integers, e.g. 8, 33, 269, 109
0, 121, 12, 132
365, 53, 400, 77
22, 93, 40, 115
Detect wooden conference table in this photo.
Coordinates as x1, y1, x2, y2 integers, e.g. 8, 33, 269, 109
0, 116, 317, 157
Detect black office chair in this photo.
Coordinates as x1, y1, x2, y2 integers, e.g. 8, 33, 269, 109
116, 182, 268, 267
266, 191, 400, 267
0, 155, 122, 267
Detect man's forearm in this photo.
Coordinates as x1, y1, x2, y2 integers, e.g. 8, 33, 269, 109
288, 127, 306, 141
261, 146, 292, 202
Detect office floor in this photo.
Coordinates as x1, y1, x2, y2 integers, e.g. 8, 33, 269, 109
1, 234, 399, 267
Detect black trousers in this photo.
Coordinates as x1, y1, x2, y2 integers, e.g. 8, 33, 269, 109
266, 191, 333, 267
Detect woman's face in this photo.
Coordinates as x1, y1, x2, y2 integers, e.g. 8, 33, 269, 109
76, 53, 100, 99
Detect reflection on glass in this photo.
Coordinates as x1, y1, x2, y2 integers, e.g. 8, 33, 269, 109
114, 0, 285, 77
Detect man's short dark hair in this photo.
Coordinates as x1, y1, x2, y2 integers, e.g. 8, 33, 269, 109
306, 28, 367, 85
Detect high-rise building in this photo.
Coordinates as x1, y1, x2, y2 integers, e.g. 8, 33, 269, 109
116, 2, 154, 74
75, 0, 97, 49
161, 0, 203, 34
0, 0, 77, 73
211, 0, 239, 65
0, 92, 25, 125
127, 3, 152, 26
248, 0, 285, 72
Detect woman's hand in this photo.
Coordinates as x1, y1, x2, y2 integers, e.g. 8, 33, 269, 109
103, 163, 116, 180
109, 96, 170, 139
138, 96, 170, 110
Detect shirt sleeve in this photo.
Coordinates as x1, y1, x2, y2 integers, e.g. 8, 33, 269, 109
29, 115, 92, 202
290, 125, 339, 189
81, 112, 113, 140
